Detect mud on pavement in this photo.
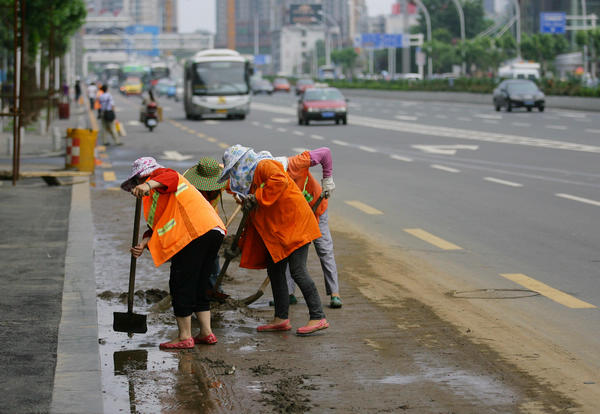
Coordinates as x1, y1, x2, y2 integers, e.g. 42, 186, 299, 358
93, 188, 577, 413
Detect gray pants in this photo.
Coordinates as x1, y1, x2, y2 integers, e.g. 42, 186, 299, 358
101, 119, 120, 145
287, 210, 339, 296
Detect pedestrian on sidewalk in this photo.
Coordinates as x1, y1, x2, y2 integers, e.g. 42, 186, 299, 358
183, 157, 228, 293
219, 145, 329, 336
97, 84, 122, 146
271, 147, 342, 309
87, 82, 97, 111
74, 79, 81, 103
121, 157, 227, 350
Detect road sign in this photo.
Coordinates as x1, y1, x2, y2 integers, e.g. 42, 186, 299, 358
540, 12, 566, 34
254, 55, 271, 65
355, 33, 404, 50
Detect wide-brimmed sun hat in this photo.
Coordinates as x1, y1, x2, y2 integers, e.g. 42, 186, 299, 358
218, 145, 250, 183
183, 157, 227, 191
120, 157, 164, 191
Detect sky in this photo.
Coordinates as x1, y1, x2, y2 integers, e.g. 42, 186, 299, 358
178, 0, 396, 34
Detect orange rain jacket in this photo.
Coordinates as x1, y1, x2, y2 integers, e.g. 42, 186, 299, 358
143, 173, 226, 267
286, 151, 328, 218
238, 159, 321, 269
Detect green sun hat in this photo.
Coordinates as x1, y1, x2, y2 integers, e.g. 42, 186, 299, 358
183, 157, 227, 191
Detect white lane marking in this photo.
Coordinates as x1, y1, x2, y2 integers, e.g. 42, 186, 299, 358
585, 128, 600, 134
559, 112, 586, 119
457, 117, 471, 121
484, 120, 499, 124
310, 134, 324, 140
358, 145, 377, 153
162, 106, 172, 111
475, 114, 502, 120
395, 115, 418, 121
126, 120, 141, 126
162, 150, 193, 161
414, 112, 426, 116
484, 177, 523, 187
252, 121, 260, 126
272, 117, 292, 123
264, 124, 273, 129
412, 144, 478, 155
332, 139, 349, 146
512, 122, 531, 127
292, 130, 304, 136
555, 193, 600, 207
435, 114, 448, 119
250, 102, 600, 154
292, 147, 309, 153
277, 127, 287, 132
390, 154, 413, 162
546, 125, 567, 130
205, 120, 220, 125
431, 164, 460, 173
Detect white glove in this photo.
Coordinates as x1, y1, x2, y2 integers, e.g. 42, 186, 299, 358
321, 176, 335, 198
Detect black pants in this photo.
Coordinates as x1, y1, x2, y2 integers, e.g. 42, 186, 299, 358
268, 243, 325, 320
169, 230, 224, 317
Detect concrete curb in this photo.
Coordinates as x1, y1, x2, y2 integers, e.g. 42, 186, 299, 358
51, 177, 103, 414
339, 88, 600, 112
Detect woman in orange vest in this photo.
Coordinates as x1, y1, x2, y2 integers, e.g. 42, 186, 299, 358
218, 145, 329, 336
121, 157, 227, 349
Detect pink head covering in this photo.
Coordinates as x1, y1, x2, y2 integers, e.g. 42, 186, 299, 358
120, 157, 164, 191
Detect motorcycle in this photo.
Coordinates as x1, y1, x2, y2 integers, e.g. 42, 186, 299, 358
143, 101, 158, 132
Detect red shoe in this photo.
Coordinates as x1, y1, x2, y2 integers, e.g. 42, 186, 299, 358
257, 319, 292, 332
194, 332, 218, 345
296, 319, 329, 336
159, 337, 195, 350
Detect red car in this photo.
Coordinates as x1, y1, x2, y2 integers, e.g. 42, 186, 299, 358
295, 78, 315, 95
273, 77, 291, 93
297, 87, 347, 125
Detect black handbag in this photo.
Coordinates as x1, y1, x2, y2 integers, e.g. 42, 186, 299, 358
103, 109, 115, 122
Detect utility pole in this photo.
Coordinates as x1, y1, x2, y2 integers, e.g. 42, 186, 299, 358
509, 0, 521, 58
413, 0, 432, 77
401, 0, 410, 73
451, 0, 466, 75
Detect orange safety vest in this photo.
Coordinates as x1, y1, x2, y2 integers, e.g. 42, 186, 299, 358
143, 173, 226, 267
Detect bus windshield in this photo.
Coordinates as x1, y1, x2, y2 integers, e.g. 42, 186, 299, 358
192, 61, 248, 95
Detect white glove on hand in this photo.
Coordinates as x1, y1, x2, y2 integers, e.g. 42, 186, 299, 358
321, 176, 335, 198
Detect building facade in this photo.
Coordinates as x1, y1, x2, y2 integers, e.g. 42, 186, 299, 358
271, 25, 325, 75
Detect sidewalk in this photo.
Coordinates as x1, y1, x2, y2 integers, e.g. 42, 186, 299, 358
0, 103, 103, 413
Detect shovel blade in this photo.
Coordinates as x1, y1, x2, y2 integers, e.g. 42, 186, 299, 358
113, 311, 148, 334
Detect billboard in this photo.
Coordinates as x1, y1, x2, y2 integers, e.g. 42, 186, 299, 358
290, 4, 322, 25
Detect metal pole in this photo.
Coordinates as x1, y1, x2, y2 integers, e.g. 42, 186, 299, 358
509, 0, 521, 58
413, 0, 432, 77
451, 0, 466, 75
16, 0, 25, 183
582, 0, 588, 77
253, 2, 259, 56
401, 0, 410, 73
12, 0, 19, 185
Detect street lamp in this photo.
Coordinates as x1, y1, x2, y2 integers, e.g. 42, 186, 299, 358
450, 0, 466, 75
508, 0, 521, 57
413, 0, 433, 77
319, 10, 342, 67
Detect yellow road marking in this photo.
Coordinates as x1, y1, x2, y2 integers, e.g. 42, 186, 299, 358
365, 339, 383, 351
218, 143, 229, 149
106, 187, 120, 191
345, 200, 383, 215
196, 132, 206, 138
98, 162, 112, 168
207, 137, 217, 142
404, 228, 462, 250
103, 171, 117, 182
96, 145, 106, 152
500, 273, 596, 309
99, 153, 108, 159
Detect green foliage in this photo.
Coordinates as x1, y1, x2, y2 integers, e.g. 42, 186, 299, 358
331, 48, 358, 75
520, 33, 569, 72
414, 0, 492, 39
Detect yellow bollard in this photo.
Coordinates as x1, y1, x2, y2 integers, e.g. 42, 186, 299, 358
68, 128, 98, 173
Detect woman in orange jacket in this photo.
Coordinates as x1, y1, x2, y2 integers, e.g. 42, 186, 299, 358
121, 157, 227, 349
218, 145, 329, 335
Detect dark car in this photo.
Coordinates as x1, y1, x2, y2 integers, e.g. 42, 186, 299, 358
251, 78, 274, 95
297, 87, 347, 125
295, 78, 315, 95
493, 79, 545, 112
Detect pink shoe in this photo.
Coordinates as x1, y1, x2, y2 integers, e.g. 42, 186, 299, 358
159, 337, 195, 350
296, 319, 329, 336
257, 319, 292, 332
194, 332, 218, 345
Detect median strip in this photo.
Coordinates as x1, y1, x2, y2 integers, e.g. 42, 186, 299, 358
345, 200, 383, 215
500, 273, 596, 309
404, 228, 463, 250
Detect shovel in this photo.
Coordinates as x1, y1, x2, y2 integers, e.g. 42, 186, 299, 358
212, 208, 249, 293
113, 198, 148, 334
240, 193, 326, 305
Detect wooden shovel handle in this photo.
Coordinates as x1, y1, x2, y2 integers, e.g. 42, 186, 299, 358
127, 198, 142, 314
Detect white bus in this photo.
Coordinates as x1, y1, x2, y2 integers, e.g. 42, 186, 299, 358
183, 49, 252, 120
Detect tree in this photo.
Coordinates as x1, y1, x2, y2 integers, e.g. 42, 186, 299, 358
331, 48, 358, 76
414, 0, 492, 40
521, 33, 569, 74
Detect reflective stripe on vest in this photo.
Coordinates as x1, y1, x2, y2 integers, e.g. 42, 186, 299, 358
147, 191, 160, 228
157, 218, 176, 236
175, 182, 188, 196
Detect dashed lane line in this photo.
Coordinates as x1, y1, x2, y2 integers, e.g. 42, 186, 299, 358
103, 171, 117, 182
546, 125, 567, 130
332, 139, 349, 146
218, 143, 229, 149
207, 137, 217, 143
404, 228, 463, 250
390, 154, 413, 162
585, 128, 600, 134
196, 132, 206, 138
345, 200, 383, 215
264, 124, 273, 129
484, 177, 523, 187
512, 122, 531, 127
358, 145, 377, 153
500, 273, 596, 309
555, 193, 600, 207
431, 164, 460, 173
310, 134, 324, 140
292, 147, 309, 153
277, 128, 287, 132
292, 130, 304, 136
